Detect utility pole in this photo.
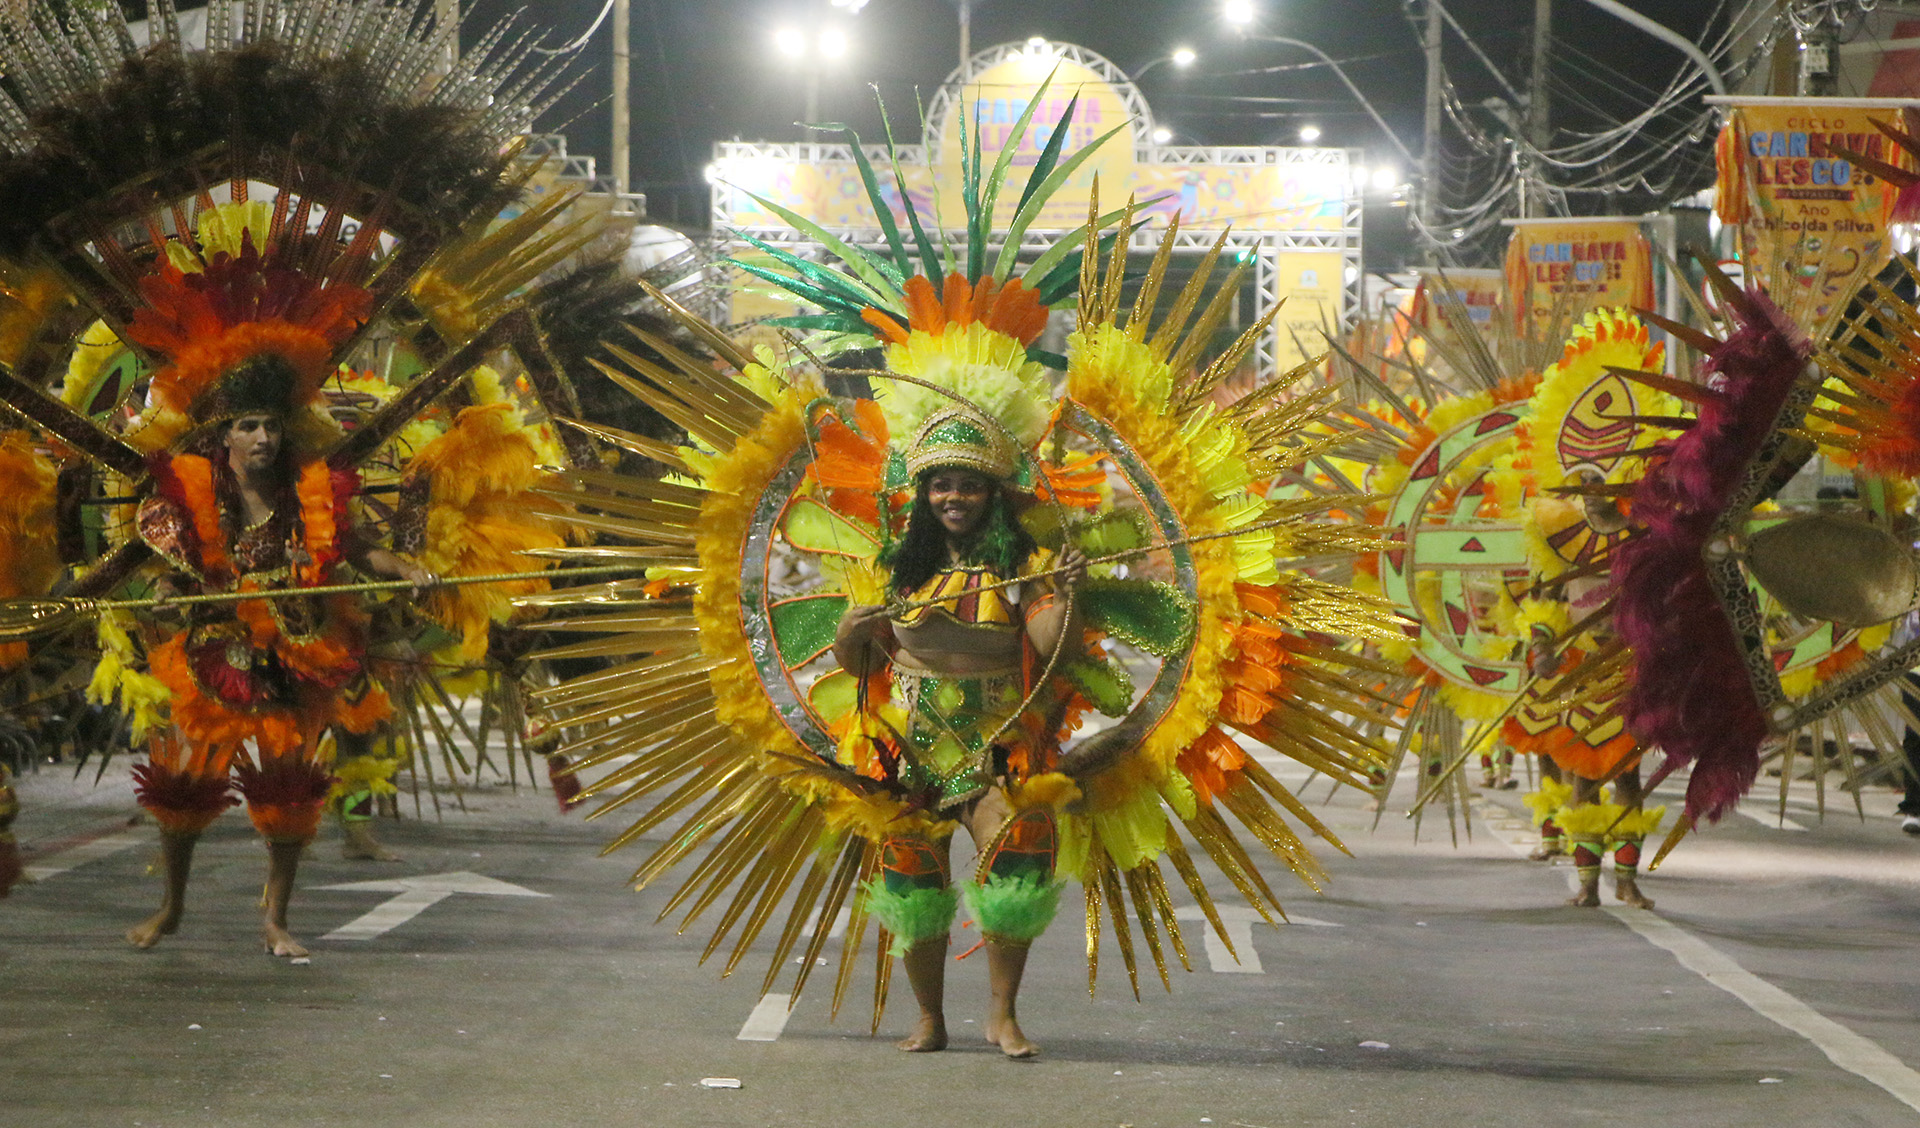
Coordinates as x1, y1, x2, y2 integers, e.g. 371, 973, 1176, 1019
1420, 0, 1443, 264
1799, 1, 1843, 96
1524, 0, 1551, 218
612, 0, 629, 197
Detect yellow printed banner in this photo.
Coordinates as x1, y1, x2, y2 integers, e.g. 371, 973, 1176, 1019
1713, 100, 1914, 331
1416, 268, 1503, 335
1502, 220, 1653, 333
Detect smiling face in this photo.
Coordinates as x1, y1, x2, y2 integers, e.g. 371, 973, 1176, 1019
925, 468, 995, 540
224, 412, 284, 476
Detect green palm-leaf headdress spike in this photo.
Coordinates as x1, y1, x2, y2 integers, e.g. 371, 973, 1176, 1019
723, 68, 1159, 365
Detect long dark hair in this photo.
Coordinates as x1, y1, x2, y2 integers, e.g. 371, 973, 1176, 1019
883, 472, 1037, 595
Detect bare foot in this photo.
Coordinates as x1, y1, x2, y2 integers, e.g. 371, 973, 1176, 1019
987, 1016, 1039, 1059
263, 923, 309, 958
1527, 842, 1562, 862
1614, 875, 1655, 910
341, 823, 401, 862
896, 1015, 947, 1052
126, 907, 180, 949
1567, 883, 1600, 908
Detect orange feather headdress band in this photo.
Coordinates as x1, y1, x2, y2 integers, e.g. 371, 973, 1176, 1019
126, 237, 372, 427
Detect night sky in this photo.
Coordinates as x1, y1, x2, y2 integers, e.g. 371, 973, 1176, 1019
463, 0, 1728, 268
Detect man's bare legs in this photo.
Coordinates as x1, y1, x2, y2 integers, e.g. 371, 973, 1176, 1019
261, 837, 309, 957
127, 829, 198, 948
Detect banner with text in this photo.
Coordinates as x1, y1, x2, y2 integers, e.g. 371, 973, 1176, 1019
1714, 100, 1915, 331
1502, 220, 1654, 333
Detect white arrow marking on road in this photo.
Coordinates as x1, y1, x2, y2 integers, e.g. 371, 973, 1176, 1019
22, 830, 146, 882
314, 871, 548, 941
1174, 905, 1342, 974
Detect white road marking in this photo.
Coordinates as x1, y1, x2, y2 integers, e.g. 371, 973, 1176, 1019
22, 830, 146, 882
737, 992, 794, 1041
1174, 904, 1341, 974
1609, 908, 1920, 1113
314, 871, 548, 941
1472, 797, 1920, 1114
1731, 804, 1808, 832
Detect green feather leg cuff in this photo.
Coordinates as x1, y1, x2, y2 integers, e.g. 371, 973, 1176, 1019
961, 873, 1064, 948
863, 880, 959, 957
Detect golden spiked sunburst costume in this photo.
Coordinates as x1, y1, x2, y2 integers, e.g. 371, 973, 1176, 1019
1486, 309, 1670, 904
531, 91, 1402, 1049
0, 1, 685, 946
1530, 257, 1913, 864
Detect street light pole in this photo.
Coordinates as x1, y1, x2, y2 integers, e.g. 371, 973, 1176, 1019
1421, 0, 1442, 264
611, 0, 629, 197
1525, 0, 1550, 218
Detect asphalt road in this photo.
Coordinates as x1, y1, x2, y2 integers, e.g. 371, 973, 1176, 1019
5, 753, 1920, 1128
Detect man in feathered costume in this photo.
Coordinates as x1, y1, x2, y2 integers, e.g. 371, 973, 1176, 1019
125, 241, 433, 956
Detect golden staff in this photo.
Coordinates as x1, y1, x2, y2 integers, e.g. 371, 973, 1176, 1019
883, 511, 1383, 614
0, 563, 649, 641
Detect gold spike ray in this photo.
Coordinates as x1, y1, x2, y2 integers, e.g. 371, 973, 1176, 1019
1078, 176, 1103, 331
1163, 829, 1235, 962
554, 417, 689, 470
726, 817, 834, 981
783, 838, 866, 1002
534, 486, 704, 530
552, 508, 699, 546
625, 322, 773, 414
659, 783, 799, 923
1097, 854, 1141, 1000
1126, 209, 1180, 339
1083, 866, 1104, 998
871, 922, 894, 1035
1240, 757, 1352, 857
611, 763, 759, 871
528, 627, 703, 662
587, 357, 742, 453
831, 848, 880, 1023
636, 277, 759, 374
1097, 194, 1137, 327
555, 469, 709, 508
1149, 228, 1231, 363
1122, 863, 1175, 990
1166, 255, 1251, 383
706, 806, 822, 972
601, 341, 764, 437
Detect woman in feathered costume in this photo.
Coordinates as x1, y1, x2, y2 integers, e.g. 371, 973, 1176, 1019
529, 86, 1403, 1058
125, 241, 434, 957
830, 287, 1089, 1054
0, 0, 611, 945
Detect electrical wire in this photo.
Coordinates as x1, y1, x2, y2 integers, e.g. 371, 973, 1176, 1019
530, 0, 617, 55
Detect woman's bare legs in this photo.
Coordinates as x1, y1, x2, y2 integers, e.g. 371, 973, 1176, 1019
984, 940, 1036, 1057
261, 837, 309, 957
127, 829, 198, 948
897, 937, 950, 1051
